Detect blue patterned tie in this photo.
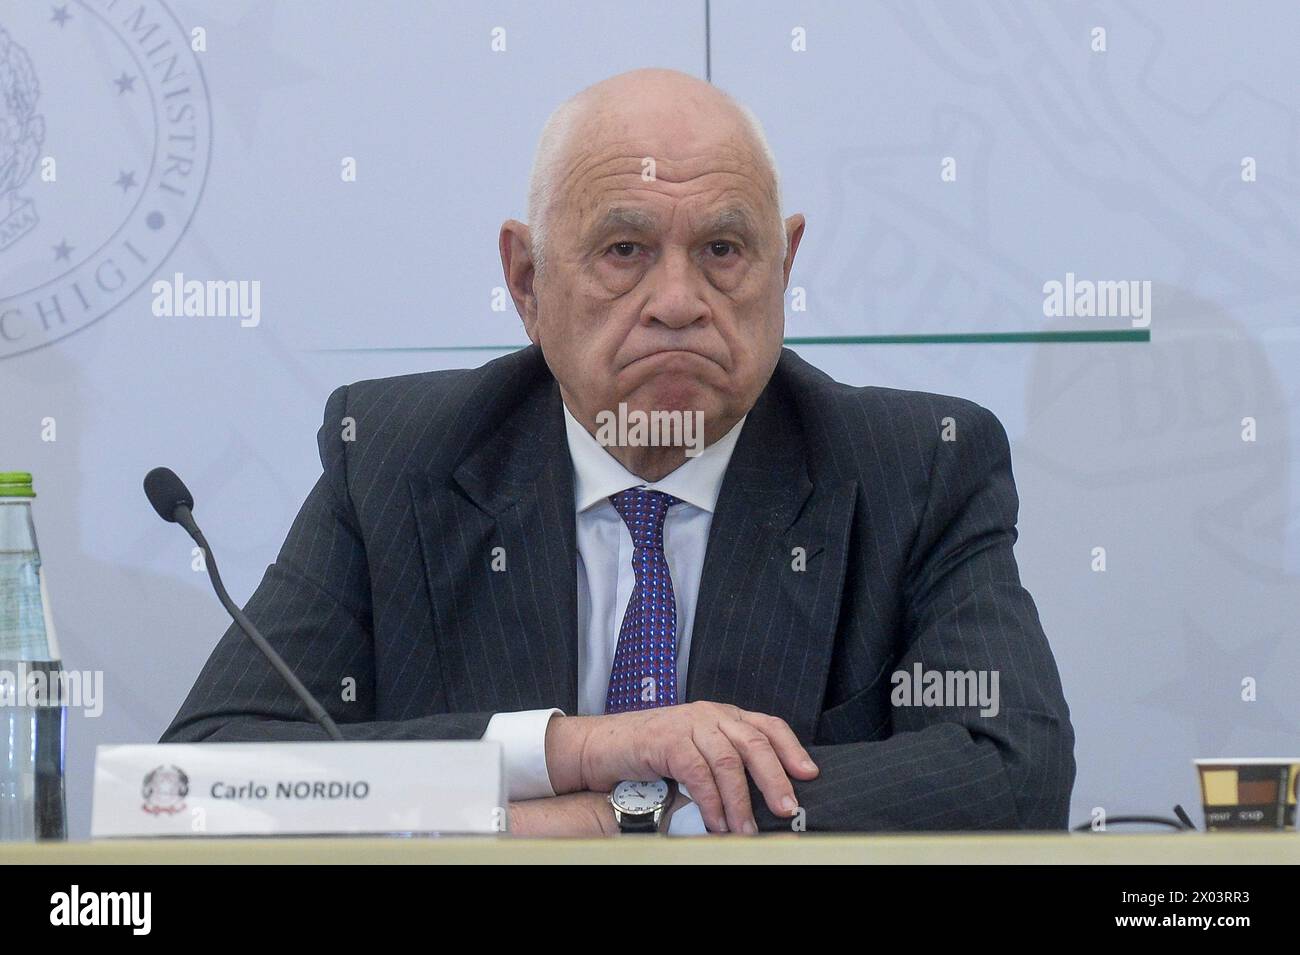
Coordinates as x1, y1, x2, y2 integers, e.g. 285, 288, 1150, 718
604, 488, 681, 713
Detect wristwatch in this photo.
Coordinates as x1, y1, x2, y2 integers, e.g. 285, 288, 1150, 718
609, 778, 675, 834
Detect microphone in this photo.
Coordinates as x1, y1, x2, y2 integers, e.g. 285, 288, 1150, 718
144, 466, 344, 741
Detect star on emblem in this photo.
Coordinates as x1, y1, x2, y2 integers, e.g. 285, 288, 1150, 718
53, 240, 74, 262
114, 72, 137, 94
114, 170, 138, 192
51, 5, 72, 27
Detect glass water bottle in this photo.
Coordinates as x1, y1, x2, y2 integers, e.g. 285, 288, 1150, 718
0, 472, 67, 840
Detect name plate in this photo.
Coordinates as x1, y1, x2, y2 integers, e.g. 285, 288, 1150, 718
91, 741, 505, 837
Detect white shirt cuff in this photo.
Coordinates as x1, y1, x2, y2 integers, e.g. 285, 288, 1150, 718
482, 708, 563, 801
666, 782, 708, 835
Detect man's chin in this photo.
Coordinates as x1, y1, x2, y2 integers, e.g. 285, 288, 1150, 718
618, 381, 718, 419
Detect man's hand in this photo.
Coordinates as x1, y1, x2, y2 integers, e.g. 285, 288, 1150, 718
544, 703, 819, 834
509, 791, 618, 837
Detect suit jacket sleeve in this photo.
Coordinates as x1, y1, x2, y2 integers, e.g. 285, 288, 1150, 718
752, 403, 1075, 831
160, 385, 495, 744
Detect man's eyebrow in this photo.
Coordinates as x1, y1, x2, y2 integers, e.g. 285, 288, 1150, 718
699, 206, 760, 236
589, 207, 660, 237
588, 205, 763, 243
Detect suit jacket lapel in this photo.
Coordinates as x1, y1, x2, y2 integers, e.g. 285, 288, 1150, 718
687, 370, 857, 740
409, 367, 579, 715
407, 347, 855, 731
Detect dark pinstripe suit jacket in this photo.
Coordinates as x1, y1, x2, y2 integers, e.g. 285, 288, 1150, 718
163, 345, 1075, 831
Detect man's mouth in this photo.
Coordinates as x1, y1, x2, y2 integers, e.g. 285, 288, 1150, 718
624, 348, 723, 371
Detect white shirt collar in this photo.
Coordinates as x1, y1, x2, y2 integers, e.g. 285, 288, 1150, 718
562, 404, 746, 514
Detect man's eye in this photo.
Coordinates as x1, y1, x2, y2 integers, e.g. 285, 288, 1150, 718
608, 242, 639, 258
708, 240, 735, 258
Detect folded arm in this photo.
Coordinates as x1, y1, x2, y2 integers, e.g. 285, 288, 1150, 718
748, 403, 1075, 832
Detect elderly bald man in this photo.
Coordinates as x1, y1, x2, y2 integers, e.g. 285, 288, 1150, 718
164, 69, 1075, 836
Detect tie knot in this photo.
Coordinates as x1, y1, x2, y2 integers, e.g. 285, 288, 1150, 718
609, 488, 679, 549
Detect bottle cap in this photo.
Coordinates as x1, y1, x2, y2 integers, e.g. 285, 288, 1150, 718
0, 472, 35, 497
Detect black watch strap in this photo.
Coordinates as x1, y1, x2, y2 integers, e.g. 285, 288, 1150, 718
618, 812, 659, 834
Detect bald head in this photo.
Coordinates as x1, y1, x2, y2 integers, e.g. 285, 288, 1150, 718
527, 69, 784, 275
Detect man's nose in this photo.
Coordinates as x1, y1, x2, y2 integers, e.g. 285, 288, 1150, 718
643, 250, 709, 329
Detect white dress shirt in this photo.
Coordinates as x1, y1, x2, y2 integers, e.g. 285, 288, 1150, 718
481, 404, 746, 834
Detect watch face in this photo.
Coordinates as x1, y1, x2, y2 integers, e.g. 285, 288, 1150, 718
611, 779, 669, 814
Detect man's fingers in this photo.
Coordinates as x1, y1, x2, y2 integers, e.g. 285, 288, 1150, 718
692, 726, 757, 834
666, 743, 729, 833
718, 718, 800, 820
609, 704, 815, 835
740, 711, 819, 779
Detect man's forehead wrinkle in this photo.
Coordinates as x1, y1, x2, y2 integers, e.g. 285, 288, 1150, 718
569, 163, 770, 218
596, 146, 758, 178
581, 172, 765, 206
560, 133, 765, 188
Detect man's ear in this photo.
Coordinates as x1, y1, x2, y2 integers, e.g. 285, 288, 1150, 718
499, 219, 540, 343
781, 213, 806, 288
